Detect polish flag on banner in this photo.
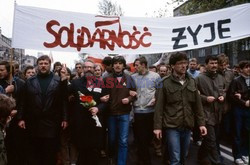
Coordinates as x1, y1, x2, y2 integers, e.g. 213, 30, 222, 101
87, 54, 108, 64
87, 54, 138, 72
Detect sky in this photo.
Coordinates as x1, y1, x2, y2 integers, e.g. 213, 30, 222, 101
0, 0, 175, 68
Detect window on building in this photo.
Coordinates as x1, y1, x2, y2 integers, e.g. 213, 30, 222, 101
212, 46, 219, 55
187, 51, 193, 59
241, 40, 245, 51
245, 39, 250, 50
198, 49, 205, 57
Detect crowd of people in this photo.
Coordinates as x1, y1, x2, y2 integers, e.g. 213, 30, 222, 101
0, 52, 249, 165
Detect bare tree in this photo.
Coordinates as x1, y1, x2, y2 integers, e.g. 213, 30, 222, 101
98, 0, 124, 16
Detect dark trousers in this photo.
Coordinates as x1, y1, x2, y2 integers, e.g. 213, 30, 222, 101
77, 147, 99, 165
28, 137, 58, 165
5, 120, 28, 165
198, 124, 221, 165
134, 112, 154, 165
232, 106, 250, 159
192, 122, 201, 143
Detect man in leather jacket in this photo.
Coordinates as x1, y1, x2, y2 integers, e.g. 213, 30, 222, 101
18, 55, 68, 165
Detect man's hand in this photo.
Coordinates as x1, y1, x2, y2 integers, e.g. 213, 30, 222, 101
89, 107, 99, 116
61, 121, 68, 130
199, 126, 207, 136
149, 98, 156, 106
60, 66, 68, 81
18, 120, 26, 129
245, 100, 250, 107
218, 96, 224, 102
207, 96, 216, 103
129, 90, 137, 97
234, 93, 241, 99
100, 95, 109, 103
153, 129, 162, 140
122, 98, 129, 104
5, 85, 14, 94
10, 110, 17, 117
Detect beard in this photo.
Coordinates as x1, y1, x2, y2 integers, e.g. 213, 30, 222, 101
84, 71, 94, 77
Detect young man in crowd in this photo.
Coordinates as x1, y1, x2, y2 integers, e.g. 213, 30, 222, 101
227, 60, 250, 165
132, 56, 161, 165
0, 61, 26, 165
154, 52, 207, 165
23, 65, 36, 79
102, 56, 136, 165
74, 62, 84, 78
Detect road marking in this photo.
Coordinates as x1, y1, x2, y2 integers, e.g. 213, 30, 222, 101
220, 152, 234, 162
220, 144, 232, 153
220, 144, 234, 162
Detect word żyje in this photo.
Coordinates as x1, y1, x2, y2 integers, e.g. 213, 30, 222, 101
44, 16, 152, 51
172, 18, 231, 49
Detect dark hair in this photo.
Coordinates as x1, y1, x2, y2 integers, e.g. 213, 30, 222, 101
239, 60, 250, 69
0, 94, 16, 124
169, 52, 187, 66
75, 62, 82, 68
24, 65, 35, 75
0, 61, 14, 75
37, 55, 51, 65
102, 56, 113, 66
149, 65, 157, 71
205, 55, 218, 64
58, 67, 71, 77
134, 56, 148, 67
14, 63, 19, 69
53, 62, 62, 71
112, 56, 126, 67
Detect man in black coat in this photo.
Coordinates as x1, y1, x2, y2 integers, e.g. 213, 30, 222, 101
0, 60, 26, 165
18, 55, 68, 165
68, 60, 107, 165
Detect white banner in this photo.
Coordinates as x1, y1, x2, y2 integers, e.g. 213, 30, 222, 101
12, 3, 250, 54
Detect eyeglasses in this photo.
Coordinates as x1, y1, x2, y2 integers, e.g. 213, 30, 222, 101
75, 67, 82, 69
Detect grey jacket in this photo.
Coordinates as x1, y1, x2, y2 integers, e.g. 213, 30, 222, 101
195, 72, 226, 125
132, 71, 161, 113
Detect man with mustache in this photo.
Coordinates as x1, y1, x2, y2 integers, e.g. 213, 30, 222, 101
68, 60, 107, 165
196, 55, 226, 165
18, 55, 68, 165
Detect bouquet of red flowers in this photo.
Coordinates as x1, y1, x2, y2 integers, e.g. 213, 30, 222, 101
78, 91, 102, 127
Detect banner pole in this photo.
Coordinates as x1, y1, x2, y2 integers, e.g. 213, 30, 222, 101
9, 48, 14, 84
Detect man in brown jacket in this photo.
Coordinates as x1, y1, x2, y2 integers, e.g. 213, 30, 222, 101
154, 52, 207, 165
196, 55, 226, 165
102, 56, 136, 165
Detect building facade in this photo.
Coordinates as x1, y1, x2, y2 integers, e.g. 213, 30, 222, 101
0, 27, 37, 69
173, 1, 250, 66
